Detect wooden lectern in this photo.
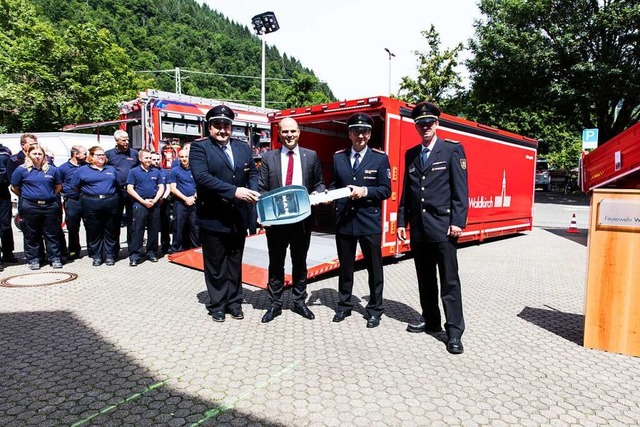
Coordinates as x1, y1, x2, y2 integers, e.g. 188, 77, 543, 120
584, 189, 640, 357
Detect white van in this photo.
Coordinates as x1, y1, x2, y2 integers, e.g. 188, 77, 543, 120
0, 132, 117, 166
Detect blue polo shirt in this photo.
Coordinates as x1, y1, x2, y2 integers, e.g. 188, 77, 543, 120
126, 166, 162, 199
106, 147, 139, 187
71, 164, 119, 196
168, 165, 196, 197
58, 160, 85, 197
11, 165, 61, 201
157, 167, 168, 186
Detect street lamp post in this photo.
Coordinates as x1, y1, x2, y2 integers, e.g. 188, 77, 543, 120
251, 12, 280, 109
384, 48, 396, 97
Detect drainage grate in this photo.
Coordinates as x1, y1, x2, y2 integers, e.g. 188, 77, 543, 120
0, 272, 78, 288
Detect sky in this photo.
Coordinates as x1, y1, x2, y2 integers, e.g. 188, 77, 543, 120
202, 1, 482, 101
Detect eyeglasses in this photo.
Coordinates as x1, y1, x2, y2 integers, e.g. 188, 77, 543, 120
94, 154, 106, 157
179, 156, 189, 158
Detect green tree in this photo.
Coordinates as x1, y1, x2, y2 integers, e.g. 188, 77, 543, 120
467, 0, 640, 146
397, 25, 465, 111
283, 72, 332, 108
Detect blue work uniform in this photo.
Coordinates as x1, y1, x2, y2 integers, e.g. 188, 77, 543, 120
106, 147, 139, 251
0, 144, 14, 262
330, 146, 391, 318
11, 165, 62, 264
167, 164, 199, 252
58, 160, 85, 257
72, 164, 120, 262
126, 165, 162, 262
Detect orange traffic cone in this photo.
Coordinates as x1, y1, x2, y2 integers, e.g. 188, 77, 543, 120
566, 213, 579, 234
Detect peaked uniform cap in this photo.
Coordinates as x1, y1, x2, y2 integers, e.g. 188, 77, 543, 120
206, 105, 235, 123
411, 102, 441, 124
347, 113, 374, 129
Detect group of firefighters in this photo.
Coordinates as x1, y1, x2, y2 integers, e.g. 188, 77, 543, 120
0, 132, 199, 270
0, 100, 469, 354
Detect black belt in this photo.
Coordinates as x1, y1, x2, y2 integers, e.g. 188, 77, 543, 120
82, 194, 116, 199
24, 198, 56, 205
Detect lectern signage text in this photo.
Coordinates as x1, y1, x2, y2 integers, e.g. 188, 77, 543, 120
597, 199, 640, 229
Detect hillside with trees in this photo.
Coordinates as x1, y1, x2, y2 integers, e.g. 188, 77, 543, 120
0, 0, 334, 133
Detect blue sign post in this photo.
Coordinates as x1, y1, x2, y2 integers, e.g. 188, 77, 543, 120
582, 128, 599, 150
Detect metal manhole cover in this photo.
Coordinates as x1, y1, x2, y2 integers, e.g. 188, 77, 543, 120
0, 272, 78, 288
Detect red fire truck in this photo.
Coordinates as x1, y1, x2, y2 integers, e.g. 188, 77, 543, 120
581, 121, 640, 192
170, 96, 538, 288
64, 89, 275, 165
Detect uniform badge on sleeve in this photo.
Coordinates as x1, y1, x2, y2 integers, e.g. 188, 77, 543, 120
387, 168, 391, 178
460, 159, 467, 170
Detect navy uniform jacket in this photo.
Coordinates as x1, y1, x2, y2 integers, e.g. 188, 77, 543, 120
330, 147, 391, 236
190, 137, 258, 234
258, 147, 325, 195
398, 138, 469, 243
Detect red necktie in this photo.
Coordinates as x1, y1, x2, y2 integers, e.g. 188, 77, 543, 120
285, 151, 294, 186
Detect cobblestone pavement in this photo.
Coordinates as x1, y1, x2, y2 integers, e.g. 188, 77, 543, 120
2, 198, 639, 426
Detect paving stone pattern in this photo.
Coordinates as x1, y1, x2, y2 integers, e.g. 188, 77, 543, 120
1, 222, 639, 426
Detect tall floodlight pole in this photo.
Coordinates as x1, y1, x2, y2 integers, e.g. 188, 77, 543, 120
251, 12, 280, 108
384, 48, 396, 97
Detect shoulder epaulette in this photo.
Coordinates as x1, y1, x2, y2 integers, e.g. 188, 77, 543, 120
371, 148, 386, 154
193, 136, 208, 143
334, 148, 347, 154
445, 139, 460, 144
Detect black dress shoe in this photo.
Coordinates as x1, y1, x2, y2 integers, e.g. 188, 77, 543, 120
129, 260, 138, 267
211, 311, 226, 322
332, 311, 351, 322
105, 259, 115, 266
292, 304, 315, 320
229, 308, 244, 320
406, 321, 442, 333
3, 255, 18, 263
92, 259, 103, 267
366, 315, 381, 328
446, 338, 464, 354
261, 306, 282, 323
148, 256, 158, 263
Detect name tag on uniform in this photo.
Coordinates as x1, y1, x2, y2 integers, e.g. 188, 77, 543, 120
432, 166, 447, 171
243, 163, 250, 172
432, 161, 446, 165
409, 167, 416, 173
364, 170, 377, 180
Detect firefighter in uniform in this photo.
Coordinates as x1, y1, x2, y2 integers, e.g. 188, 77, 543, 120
189, 105, 260, 323
126, 149, 164, 266
331, 113, 391, 328
151, 152, 172, 255
397, 101, 469, 355
106, 130, 139, 256
58, 145, 87, 260
168, 148, 199, 252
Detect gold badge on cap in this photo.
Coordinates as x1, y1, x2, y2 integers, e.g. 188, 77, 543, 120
460, 159, 467, 170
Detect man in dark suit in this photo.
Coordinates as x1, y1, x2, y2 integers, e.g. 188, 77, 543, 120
190, 105, 260, 323
259, 117, 325, 323
397, 101, 469, 354
331, 113, 391, 328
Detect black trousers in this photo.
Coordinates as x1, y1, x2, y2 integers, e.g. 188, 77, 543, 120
159, 198, 171, 253
411, 239, 465, 339
129, 201, 160, 261
115, 188, 133, 253
0, 195, 14, 259
200, 229, 245, 314
63, 196, 82, 256
81, 195, 119, 261
20, 199, 61, 263
336, 233, 384, 317
264, 222, 311, 308
171, 200, 199, 252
